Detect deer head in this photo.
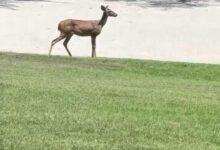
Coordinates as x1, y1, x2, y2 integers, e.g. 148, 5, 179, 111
101, 5, 118, 17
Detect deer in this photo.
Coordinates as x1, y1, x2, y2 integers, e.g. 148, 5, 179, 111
49, 5, 117, 58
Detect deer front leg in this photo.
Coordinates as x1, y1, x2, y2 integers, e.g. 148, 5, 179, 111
91, 36, 96, 58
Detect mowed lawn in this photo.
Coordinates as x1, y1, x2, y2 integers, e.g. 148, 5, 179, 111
0, 52, 220, 149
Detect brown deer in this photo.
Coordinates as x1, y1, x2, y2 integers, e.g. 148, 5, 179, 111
49, 5, 117, 58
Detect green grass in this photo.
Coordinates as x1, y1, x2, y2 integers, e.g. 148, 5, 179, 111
0, 52, 220, 150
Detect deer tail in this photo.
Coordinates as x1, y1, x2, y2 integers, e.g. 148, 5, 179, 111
58, 24, 61, 31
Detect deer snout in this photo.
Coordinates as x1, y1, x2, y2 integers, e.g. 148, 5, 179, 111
109, 11, 118, 17
112, 12, 118, 17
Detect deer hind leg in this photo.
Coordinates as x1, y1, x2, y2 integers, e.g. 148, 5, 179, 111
63, 34, 73, 57
49, 32, 66, 56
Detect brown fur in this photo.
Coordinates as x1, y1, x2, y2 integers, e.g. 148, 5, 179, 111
49, 5, 117, 58
58, 20, 101, 36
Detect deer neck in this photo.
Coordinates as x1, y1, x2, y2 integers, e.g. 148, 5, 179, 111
99, 12, 108, 27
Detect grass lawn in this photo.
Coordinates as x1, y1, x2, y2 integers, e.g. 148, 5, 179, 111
0, 52, 220, 149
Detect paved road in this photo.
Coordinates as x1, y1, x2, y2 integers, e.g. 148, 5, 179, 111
0, 0, 219, 64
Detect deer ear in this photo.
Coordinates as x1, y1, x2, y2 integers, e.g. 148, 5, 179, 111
101, 5, 106, 11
